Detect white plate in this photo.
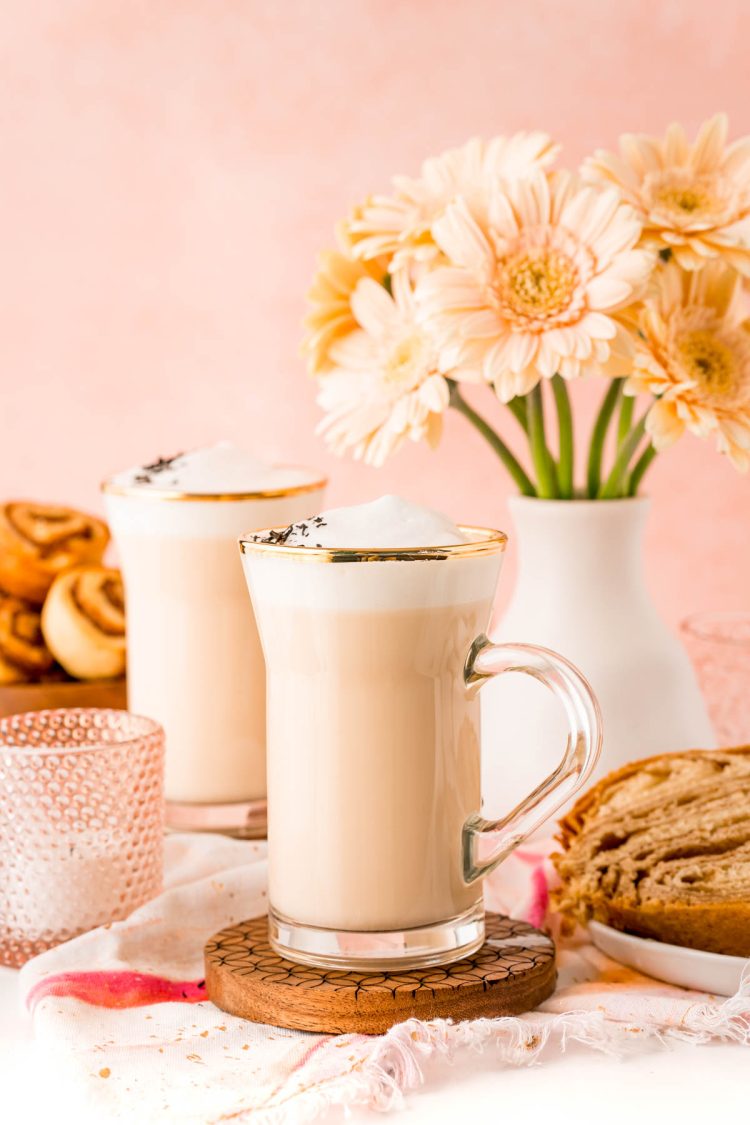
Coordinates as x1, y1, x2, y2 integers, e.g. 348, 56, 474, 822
589, 921, 749, 996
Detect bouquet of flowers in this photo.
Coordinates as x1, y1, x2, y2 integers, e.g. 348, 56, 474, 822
303, 115, 750, 499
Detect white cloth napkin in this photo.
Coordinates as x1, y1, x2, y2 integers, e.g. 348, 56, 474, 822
18, 833, 750, 1124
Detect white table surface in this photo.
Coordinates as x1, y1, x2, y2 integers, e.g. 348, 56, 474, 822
2, 966, 748, 1124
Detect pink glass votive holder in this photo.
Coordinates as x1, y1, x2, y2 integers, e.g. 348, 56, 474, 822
0, 708, 165, 967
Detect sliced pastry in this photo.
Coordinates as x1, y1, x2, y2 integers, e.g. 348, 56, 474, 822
554, 748, 750, 957
41, 565, 126, 681
0, 595, 56, 683
0, 501, 110, 605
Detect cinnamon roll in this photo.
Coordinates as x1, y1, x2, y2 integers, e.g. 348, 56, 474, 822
41, 566, 126, 680
0, 595, 56, 683
0, 502, 110, 605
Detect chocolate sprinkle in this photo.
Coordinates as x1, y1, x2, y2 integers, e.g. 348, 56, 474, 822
251, 516, 328, 545
143, 454, 184, 473
247, 517, 450, 558
132, 453, 185, 486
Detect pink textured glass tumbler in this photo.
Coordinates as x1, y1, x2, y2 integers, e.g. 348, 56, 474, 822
0, 709, 164, 967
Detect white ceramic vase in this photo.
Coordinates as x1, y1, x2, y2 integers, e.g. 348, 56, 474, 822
481, 496, 715, 818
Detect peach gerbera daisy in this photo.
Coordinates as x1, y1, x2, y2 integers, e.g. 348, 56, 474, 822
627, 262, 750, 470
344, 133, 559, 269
316, 271, 449, 466
417, 172, 654, 402
302, 230, 389, 375
583, 114, 750, 273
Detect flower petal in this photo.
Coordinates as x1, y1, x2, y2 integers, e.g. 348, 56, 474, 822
350, 278, 400, 338
585, 276, 636, 310
690, 113, 728, 173
432, 198, 494, 273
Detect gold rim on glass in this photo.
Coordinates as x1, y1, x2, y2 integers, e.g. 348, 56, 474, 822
101, 467, 328, 502
239, 525, 507, 562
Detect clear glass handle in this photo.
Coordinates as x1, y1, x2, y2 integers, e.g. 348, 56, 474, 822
462, 636, 603, 884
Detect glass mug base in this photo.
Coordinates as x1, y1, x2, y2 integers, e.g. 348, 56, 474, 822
166, 797, 267, 839
268, 902, 486, 971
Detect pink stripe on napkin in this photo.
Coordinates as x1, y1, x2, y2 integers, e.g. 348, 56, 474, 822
26, 970, 207, 1012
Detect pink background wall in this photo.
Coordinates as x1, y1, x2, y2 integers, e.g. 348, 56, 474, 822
2, 0, 749, 624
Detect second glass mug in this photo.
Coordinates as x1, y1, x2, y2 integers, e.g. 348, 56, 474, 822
240, 525, 602, 970
103, 470, 327, 837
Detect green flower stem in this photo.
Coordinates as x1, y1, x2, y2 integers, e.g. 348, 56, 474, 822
617, 392, 635, 448
448, 383, 536, 497
507, 396, 528, 433
628, 442, 658, 496
527, 384, 560, 499
551, 375, 574, 499
598, 413, 648, 499
587, 380, 623, 498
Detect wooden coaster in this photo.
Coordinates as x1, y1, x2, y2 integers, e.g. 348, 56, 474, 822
205, 913, 556, 1035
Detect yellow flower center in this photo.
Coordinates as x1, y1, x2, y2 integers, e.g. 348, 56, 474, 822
676, 330, 737, 397
384, 334, 428, 389
655, 185, 713, 216
500, 249, 578, 322
647, 171, 729, 227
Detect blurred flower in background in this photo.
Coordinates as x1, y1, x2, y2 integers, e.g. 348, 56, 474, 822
627, 261, 750, 469
316, 271, 449, 465
584, 114, 750, 273
344, 132, 559, 268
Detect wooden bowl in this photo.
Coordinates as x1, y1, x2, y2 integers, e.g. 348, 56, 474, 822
0, 679, 127, 718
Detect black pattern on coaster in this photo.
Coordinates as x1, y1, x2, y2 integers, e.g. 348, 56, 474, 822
205, 913, 555, 1002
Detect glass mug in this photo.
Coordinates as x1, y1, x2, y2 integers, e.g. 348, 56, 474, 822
240, 525, 602, 969
103, 470, 326, 837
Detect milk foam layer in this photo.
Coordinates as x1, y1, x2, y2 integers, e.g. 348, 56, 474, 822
269, 495, 468, 548
242, 495, 504, 613
110, 441, 318, 494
